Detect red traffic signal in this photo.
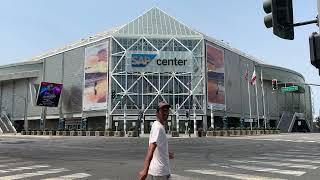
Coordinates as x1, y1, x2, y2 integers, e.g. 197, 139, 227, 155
272, 79, 278, 90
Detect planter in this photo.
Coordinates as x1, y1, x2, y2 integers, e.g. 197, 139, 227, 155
197, 131, 205, 137
43, 131, 50, 135
275, 130, 280, 134
221, 130, 229, 136
104, 131, 114, 136
251, 130, 257, 135
77, 131, 86, 136
227, 130, 234, 136
48, 131, 56, 136
36, 131, 43, 135
95, 131, 104, 136
26, 131, 31, 135
62, 131, 70, 136
171, 131, 179, 137
70, 131, 77, 136
240, 130, 246, 136
245, 130, 251, 135
86, 131, 95, 136
264, 130, 270, 134
234, 130, 240, 136
56, 131, 63, 136
128, 131, 138, 137
21, 131, 26, 135
114, 131, 125, 137
213, 131, 221, 136
206, 131, 214, 136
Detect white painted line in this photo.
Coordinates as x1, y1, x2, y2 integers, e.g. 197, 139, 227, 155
263, 153, 320, 159
171, 174, 193, 180
0, 161, 34, 168
285, 151, 320, 156
230, 165, 305, 176
0, 168, 68, 180
252, 156, 320, 164
185, 169, 286, 180
229, 160, 318, 169
0, 158, 22, 163
0, 165, 49, 173
43, 173, 91, 180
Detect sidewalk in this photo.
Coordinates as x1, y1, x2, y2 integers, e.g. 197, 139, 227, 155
0, 133, 200, 139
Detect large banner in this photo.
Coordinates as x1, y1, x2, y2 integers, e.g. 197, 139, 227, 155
36, 82, 63, 107
83, 42, 109, 111
206, 42, 225, 110
126, 51, 193, 73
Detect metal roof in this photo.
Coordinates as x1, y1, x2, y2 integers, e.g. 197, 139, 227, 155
27, 27, 120, 62
114, 7, 203, 37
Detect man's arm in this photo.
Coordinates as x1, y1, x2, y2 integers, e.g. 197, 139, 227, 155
138, 143, 157, 180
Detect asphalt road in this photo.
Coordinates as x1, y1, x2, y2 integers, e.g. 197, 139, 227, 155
0, 133, 320, 180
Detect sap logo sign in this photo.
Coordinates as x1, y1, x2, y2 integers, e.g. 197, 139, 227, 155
131, 53, 157, 67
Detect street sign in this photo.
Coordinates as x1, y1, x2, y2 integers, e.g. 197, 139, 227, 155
281, 86, 298, 92
244, 119, 253, 123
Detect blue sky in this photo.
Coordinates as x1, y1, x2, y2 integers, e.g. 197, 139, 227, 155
0, 0, 319, 117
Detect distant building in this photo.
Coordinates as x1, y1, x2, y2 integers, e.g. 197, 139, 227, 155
0, 8, 312, 133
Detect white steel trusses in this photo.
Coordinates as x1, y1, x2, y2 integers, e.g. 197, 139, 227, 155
109, 36, 205, 117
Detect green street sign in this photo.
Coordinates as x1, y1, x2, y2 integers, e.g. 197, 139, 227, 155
281, 86, 298, 92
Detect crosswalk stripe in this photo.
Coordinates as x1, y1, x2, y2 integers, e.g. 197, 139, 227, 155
285, 151, 320, 156
263, 153, 320, 159
0, 158, 22, 163
229, 160, 318, 169
0, 161, 34, 168
252, 156, 320, 164
171, 174, 193, 180
0, 168, 69, 180
0, 165, 49, 173
185, 169, 286, 180
230, 164, 305, 176
43, 173, 91, 180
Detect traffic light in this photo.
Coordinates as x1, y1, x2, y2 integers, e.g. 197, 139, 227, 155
272, 79, 278, 90
263, 0, 294, 40
309, 32, 320, 71
111, 90, 116, 99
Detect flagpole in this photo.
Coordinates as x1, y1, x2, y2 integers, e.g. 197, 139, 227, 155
254, 67, 260, 128
247, 64, 252, 130
261, 69, 267, 129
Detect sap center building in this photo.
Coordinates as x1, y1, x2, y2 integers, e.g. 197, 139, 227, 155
0, 8, 313, 134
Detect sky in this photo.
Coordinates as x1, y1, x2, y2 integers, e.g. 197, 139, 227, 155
0, 0, 319, 117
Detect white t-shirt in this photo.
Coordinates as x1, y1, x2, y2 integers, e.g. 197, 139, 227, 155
148, 120, 170, 176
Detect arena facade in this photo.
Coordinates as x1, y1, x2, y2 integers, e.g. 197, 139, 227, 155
0, 8, 313, 134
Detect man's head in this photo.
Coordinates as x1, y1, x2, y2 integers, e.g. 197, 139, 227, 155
156, 101, 171, 124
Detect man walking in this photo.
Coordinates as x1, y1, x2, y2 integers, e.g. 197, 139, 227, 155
139, 101, 174, 180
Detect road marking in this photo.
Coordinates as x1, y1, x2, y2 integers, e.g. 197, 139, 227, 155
185, 169, 286, 180
285, 151, 320, 156
263, 153, 320, 159
230, 165, 305, 176
0, 165, 49, 173
229, 160, 318, 169
252, 156, 320, 164
0, 161, 34, 168
43, 173, 91, 180
0, 158, 22, 163
171, 174, 194, 180
0, 168, 68, 180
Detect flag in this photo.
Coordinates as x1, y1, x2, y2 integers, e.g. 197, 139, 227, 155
244, 69, 248, 81
251, 69, 256, 85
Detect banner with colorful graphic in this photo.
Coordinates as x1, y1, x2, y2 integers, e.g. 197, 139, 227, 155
83, 42, 109, 111
36, 82, 63, 107
206, 42, 225, 110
